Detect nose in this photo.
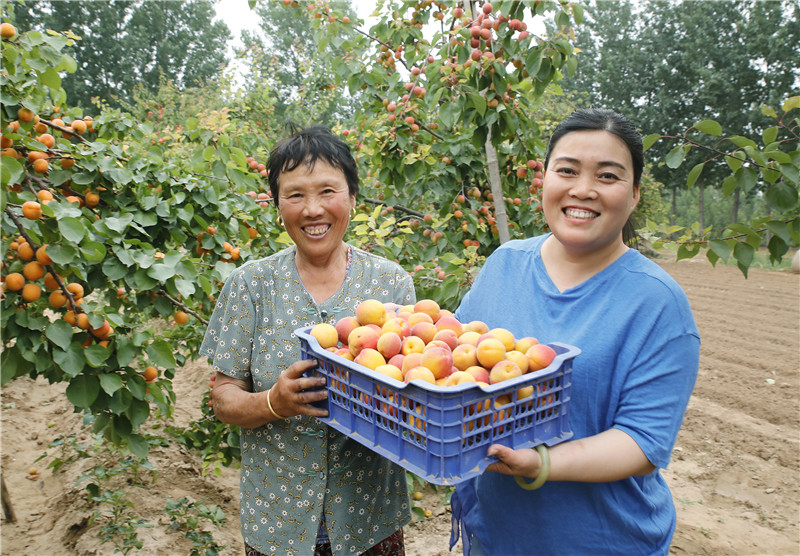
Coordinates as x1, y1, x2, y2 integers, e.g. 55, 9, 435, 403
302, 194, 325, 217
568, 175, 597, 199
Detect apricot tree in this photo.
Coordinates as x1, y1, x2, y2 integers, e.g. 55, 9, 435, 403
1, 22, 280, 458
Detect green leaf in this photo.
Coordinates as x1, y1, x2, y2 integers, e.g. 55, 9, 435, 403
98, 373, 124, 396
126, 433, 150, 458
146, 338, 177, 368
127, 398, 150, 428
735, 167, 758, 192
57, 216, 86, 242
80, 240, 107, 263
686, 162, 704, 188
147, 263, 176, 282
52, 344, 85, 377
708, 239, 731, 261
66, 374, 100, 408
693, 120, 722, 136
84, 345, 112, 367
642, 134, 661, 151
762, 126, 778, 145
1, 349, 25, 385
45, 319, 74, 346
0, 157, 24, 188
765, 181, 797, 211
108, 388, 132, 413
665, 145, 688, 169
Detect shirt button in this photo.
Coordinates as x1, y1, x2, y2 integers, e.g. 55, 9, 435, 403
319, 472, 325, 479
320, 310, 328, 318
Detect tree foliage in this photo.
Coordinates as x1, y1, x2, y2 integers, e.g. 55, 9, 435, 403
236, 0, 360, 128
10, 0, 231, 111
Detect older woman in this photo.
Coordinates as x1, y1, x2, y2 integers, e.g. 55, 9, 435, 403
201, 126, 415, 555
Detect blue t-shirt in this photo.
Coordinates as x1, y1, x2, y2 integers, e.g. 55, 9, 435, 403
450, 234, 700, 556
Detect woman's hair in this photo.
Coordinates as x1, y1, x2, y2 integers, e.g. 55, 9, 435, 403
543, 108, 644, 247
267, 125, 359, 206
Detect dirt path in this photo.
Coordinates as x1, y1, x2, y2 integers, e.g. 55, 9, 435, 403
2, 256, 798, 555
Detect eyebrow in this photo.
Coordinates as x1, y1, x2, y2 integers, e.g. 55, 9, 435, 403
552, 156, 628, 171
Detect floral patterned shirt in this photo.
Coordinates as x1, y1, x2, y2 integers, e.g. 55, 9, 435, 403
200, 245, 416, 555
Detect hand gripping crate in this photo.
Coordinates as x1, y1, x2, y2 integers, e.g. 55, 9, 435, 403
297, 327, 579, 485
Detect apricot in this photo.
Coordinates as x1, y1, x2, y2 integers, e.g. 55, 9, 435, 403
309, 322, 338, 348
410, 321, 437, 344
32, 158, 49, 173
526, 344, 557, 371
49, 290, 67, 308
76, 313, 90, 329
69, 119, 87, 135
17, 242, 34, 260
21, 282, 41, 302
452, 343, 478, 371
354, 348, 386, 370
23, 261, 45, 281
376, 331, 402, 360
505, 350, 529, 373
0, 22, 17, 38
355, 298, 387, 326
36, 133, 55, 148
21, 201, 42, 220
35, 245, 52, 265
174, 310, 190, 325
414, 299, 440, 322
489, 327, 516, 351
143, 366, 159, 382
347, 325, 379, 357
420, 346, 454, 380
4, 272, 24, 291
43, 272, 60, 290
66, 282, 84, 300
476, 337, 506, 369
400, 335, 425, 355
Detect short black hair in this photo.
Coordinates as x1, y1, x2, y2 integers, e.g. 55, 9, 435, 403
267, 125, 359, 207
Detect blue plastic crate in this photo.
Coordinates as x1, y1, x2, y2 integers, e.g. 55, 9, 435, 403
296, 326, 579, 485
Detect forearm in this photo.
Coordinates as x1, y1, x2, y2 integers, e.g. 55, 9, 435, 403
548, 428, 656, 482
211, 376, 275, 429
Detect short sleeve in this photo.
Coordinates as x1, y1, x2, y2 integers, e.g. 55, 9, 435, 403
200, 267, 257, 381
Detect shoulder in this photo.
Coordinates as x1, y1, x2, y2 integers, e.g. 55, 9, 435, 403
493, 234, 546, 256
350, 245, 410, 276
617, 250, 698, 330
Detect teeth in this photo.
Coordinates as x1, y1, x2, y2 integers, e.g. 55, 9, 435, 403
564, 208, 597, 220
304, 225, 330, 236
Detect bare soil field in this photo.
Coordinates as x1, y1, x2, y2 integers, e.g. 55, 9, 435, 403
2, 255, 798, 555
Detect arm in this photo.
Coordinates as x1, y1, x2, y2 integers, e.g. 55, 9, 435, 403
212, 359, 329, 429
485, 428, 655, 482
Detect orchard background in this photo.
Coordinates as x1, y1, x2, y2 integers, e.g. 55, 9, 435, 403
1, 1, 798, 554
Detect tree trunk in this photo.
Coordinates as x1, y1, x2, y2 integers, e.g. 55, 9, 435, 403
698, 181, 705, 234
671, 186, 677, 225
485, 129, 510, 244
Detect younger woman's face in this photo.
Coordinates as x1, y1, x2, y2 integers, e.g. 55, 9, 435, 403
542, 129, 640, 256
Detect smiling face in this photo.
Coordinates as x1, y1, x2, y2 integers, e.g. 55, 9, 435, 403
277, 159, 355, 265
542, 129, 640, 258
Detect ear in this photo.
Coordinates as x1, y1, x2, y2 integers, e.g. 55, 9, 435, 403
630, 184, 641, 212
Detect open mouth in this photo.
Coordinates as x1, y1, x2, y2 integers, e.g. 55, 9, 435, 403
563, 208, 598, 220
303, 224, 331, 237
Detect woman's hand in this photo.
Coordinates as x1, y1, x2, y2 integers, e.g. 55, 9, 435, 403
485, 444, 544, 479
269, 359, 329, 419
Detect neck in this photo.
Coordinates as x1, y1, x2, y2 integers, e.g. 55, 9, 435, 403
541, 235, 629, 291
295, 242, 349, 273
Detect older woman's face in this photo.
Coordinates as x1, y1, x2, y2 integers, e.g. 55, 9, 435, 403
276, 160, 355, 263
